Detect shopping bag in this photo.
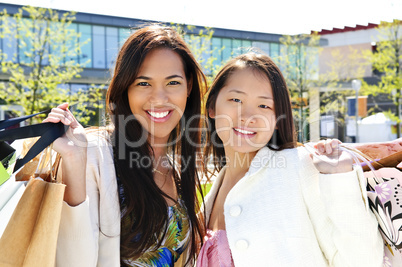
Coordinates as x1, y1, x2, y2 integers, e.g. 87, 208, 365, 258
0, 141, 16, 186
353, 144, 402, 266
0, 140, 27, 238
0, 111, 68, 267
364, 167, 402, 266
0, 145, 65, 267
0, 169, 65, 266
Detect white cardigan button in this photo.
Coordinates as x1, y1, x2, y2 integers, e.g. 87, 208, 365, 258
235, 239, 249, 250
229, 205, 242, 217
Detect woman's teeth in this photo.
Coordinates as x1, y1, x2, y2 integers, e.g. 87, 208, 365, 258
234, 128, 256, 134
148, 111, 170, 118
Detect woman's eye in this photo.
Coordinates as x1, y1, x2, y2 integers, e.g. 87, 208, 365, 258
259, 104, 271, 109
168, 81, 180, 85
137, 82, 150, 86
231, 98, 242, 103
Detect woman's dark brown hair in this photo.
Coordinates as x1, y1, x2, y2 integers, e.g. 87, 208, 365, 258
106, 25, 206, 265
204, 52, 296, 175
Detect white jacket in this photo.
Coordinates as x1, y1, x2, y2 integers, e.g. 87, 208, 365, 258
203, 146, 383, 267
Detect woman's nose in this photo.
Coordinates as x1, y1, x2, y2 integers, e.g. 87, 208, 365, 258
149, 86, 168, 104
240, 106, 257, 124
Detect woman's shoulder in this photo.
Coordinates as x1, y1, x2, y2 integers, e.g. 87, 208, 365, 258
85, 126, 114, 161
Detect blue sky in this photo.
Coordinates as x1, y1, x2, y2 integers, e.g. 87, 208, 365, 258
3, 0, 402, 35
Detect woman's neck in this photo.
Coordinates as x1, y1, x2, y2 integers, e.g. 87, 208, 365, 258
224, 149, 258, 183
148, 135, 169, 159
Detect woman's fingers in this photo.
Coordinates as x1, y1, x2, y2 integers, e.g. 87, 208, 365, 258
315, 139, 341, 155
42, 103, 75, 126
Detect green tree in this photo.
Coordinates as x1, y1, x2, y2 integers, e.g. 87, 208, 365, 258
361, 19, 402, 137
0, 5, 103, 125
171, 24, 221, 83
279, 33, 322, 142
319, 46, 370, 141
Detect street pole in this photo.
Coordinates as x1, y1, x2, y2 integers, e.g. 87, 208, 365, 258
352, 80, 361, 143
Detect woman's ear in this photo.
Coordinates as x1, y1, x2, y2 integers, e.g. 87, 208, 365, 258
208, 108, 215, 119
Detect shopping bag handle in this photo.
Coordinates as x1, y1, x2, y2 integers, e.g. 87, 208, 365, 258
0, 110, 69, 172
0, 109, 49, 130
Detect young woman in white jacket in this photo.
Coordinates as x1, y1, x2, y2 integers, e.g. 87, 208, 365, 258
196, 52, 384, 266
44, 26, 207, 266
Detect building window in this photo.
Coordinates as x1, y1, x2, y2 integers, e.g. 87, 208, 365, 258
119, 28, 131, 48
106, 27, 118, 69
93, 26, 106, 69
241, 40, 251, 54
79, 24, 92, 68
212, 37, 222, 69
222, 38, 232, 63
270, 43, 280, 64
66, 23, 78, 63
252, 41, 270, 55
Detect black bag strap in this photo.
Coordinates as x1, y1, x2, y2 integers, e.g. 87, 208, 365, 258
0, 110, 68, 172
0, 109, 49, 130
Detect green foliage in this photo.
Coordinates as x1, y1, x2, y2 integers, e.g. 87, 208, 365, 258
279, 33, 322, 141
0, 5, 103, 125
362, 20, 402, 107
360, 20, 402, 135
170, 23, 221, 84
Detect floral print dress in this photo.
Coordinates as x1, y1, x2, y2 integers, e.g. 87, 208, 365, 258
123, 200, 191, 267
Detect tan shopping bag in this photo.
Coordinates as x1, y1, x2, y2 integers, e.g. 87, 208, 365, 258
0, 147, 65, 267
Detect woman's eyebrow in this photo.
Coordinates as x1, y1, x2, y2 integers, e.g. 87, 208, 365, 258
228, 89, 246, 95
135, 76, 151, 80
166, 74, 184, 79
258, 96, 274, 100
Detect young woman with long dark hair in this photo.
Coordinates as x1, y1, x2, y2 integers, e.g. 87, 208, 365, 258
196, 52, 383, 266
45, 25, 207, 266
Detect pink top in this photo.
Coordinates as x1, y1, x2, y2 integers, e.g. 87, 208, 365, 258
196, 229, 235, 267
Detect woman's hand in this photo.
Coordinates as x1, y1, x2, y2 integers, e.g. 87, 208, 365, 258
43, 103, 87, 157
43, 103, 87, 206
311, 139, 353, 174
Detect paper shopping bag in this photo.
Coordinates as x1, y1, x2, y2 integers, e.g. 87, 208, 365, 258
0, 178, 65, 267
365, 167, 402, 266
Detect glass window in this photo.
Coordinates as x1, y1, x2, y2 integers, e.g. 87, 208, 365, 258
19, 18, 33, 64
252, 41, 270, 55
119, 28, 131, 48
93, 26, 106, 69
241, 40, 251, 54
66, 23, 78, 63
222, 38, 232, 62
270, 43, 280, 65
3, 17, 18, 63
79, 24, 92, 68
49, 21, 64, 65
106, 27, 118, 69
212, 37, 222, 69
232, 39, 241, 57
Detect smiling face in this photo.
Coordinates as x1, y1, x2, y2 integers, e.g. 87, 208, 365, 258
210, 68, 276, 155
127, 48, 189, 142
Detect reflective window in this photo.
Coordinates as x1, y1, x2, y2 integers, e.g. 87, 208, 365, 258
241, 40, 251, 54
79, 24, 92, 67
93, 26, 106, 69
252, 41, 270, 55
66, 23, 78, 63
212, 37, 222, 69
3, 17, 18, 63
106, 27, 118, 69
222, 38, 232, 62
270, 43, 280, 64
232, 39, 242, 57
19, 18, 33, 64
119, 28, 131, 48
